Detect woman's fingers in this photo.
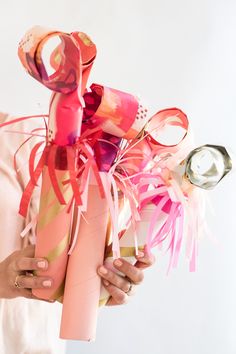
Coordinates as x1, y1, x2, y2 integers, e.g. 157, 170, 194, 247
12, 256, 48, 272
102, 282, 129, 306
98, 257, 146, 292
113, 259, 144, 285
9, 244, 49, 273
13, 274, 53, 290
0, 246, 56, 302
9, 245, 54, 301
98, 266, 133, 293
134, 249, 156, 269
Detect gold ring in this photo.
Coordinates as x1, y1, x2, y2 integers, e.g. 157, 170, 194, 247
14, 275, 21, 289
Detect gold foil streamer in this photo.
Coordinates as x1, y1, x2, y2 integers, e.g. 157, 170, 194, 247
105, 245, 145, 258
46, 233, 70, 263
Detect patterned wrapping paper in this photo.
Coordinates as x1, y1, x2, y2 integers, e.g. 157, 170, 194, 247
0, 26, 232, 341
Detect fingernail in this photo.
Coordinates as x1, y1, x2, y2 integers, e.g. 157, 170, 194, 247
99, 266, 108, 275
43, 280, 52, 287
114, 259, 122, 267
103, 280, 109, 286
137, 251, 144, 258
37, 261, 47, 269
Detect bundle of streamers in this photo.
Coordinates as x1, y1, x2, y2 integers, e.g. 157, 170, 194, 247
1, 26, 232, 341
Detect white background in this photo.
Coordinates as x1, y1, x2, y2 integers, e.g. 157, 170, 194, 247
1, 1, 236, 354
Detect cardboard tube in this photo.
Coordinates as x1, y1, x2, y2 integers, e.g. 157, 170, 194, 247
32, 166, 73, 301
60, 177, 109, 340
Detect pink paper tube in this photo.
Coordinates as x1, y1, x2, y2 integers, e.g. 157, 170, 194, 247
32, 165, 73, 301
60, 175, 109, 340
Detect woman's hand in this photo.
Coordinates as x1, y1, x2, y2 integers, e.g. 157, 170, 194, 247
97, 249, 155, 306
0, 243, 155, 306
0, 244, 54, 301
